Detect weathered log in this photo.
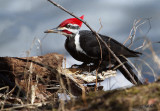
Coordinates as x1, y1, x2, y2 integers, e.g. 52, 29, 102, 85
0, 53, 63, 101
0, 52, 116, 104
0, 53, 85, 99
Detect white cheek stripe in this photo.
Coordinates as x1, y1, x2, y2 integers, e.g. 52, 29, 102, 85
75, 33, 87, 54
68, 28, 79, 34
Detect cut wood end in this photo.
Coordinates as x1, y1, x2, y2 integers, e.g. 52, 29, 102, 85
62, 68, 117, 83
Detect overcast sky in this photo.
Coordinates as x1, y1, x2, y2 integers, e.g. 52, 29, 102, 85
0, 0, 160, 86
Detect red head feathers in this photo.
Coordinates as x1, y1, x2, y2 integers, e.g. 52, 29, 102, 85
59, 15, 84, 27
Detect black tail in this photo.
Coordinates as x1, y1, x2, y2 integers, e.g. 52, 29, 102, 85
116, 58, 143, 85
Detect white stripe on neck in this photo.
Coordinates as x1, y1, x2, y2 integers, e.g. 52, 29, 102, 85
74, 33, 87, 54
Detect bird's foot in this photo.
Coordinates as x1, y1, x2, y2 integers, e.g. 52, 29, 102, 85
71, 64, 80, 68
71, 63, 87, 69
70, 63, 98, 74
97, 66, 115, 73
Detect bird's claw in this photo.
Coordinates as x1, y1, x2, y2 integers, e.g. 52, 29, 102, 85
71, 63, 88, 68
71, 64, 80, 68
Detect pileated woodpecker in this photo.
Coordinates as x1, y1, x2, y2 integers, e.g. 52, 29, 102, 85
44, 15, 142, 85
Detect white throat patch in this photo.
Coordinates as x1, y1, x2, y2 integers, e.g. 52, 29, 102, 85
74, 33, 86, 54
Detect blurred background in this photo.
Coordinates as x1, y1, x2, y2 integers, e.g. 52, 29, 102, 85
0, 0, 160, 89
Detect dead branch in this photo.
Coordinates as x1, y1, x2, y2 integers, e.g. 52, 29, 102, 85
97, 18, 103, 33
47, 0, 138, 85
123, 18, 152, 48
134, 39, 146, 51
136, 58, 157, 81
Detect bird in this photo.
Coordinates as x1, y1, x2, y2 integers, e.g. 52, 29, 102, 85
44, 15, 142, 85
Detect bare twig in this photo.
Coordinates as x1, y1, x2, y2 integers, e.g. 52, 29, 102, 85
1, 102, 49, 111
134, 39, 146, 51
0, 86, 9, 110
39, 34, 48, 55
123, 18, 151, 48
148, 41, 160, 70
121, 55, 142, 80
95, 18, 103, 89
136, 58, 157, 81
47, 0, 138, 85
97, 18, 103, 33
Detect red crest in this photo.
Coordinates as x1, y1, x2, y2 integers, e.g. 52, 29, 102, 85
59, 15, 84, 27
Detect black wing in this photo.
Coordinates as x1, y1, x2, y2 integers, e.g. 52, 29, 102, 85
79, 30, 141, 59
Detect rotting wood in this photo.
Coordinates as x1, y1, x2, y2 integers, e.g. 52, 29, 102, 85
0, 53, 116, 104
0, 53, 63, 101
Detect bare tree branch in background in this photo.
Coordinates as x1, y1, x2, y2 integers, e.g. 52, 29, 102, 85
134, 40, 146, 51
123, 18, 152, 48
97, 18, 103, 33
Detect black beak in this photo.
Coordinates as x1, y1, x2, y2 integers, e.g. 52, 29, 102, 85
44, 27, 61, 33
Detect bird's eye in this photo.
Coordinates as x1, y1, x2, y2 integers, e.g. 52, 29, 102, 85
66, 24, 71, 28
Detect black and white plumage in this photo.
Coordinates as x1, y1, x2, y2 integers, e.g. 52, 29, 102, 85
44, 15, 142, 85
